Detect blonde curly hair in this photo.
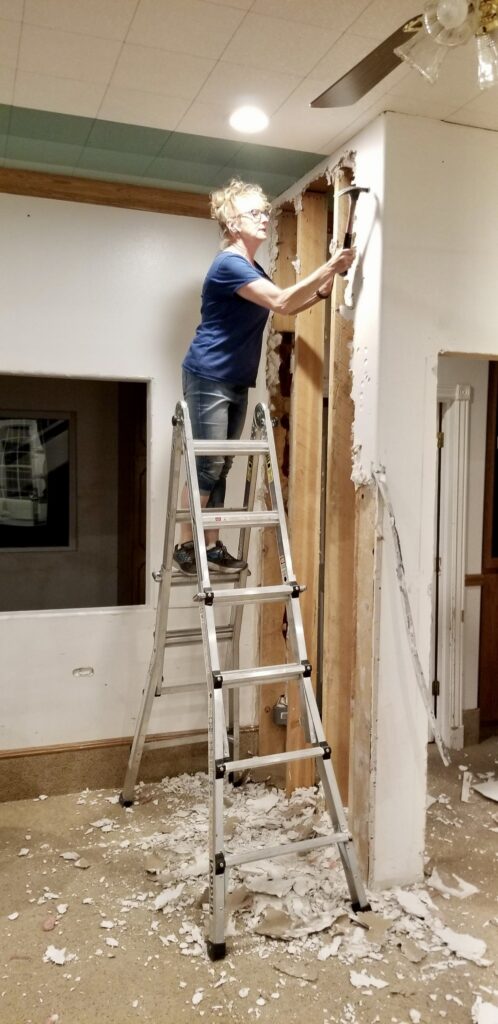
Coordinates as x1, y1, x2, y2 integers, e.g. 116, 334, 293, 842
210, 179, 269, 246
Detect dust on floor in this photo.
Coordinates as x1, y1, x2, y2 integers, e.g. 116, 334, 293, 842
1, 738, 498, 1024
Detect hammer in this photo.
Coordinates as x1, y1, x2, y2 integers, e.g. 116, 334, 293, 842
336, 185, 370, 274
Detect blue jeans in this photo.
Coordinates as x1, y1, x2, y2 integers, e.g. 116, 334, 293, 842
182, 369, 248, 506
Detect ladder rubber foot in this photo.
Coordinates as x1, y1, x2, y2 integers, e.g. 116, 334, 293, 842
206, 940, 226, 961
352, 901, 372, 913
119, 792, 134, 808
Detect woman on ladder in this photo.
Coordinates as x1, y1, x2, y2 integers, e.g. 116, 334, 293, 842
173, 178, 355, 576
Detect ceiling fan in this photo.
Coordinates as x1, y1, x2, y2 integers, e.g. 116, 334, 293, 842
311, 1, 498, 108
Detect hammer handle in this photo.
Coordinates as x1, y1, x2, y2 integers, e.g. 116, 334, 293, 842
339, 230, 353, 276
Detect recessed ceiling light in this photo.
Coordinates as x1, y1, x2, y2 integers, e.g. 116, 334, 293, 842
229, 105, 269, 134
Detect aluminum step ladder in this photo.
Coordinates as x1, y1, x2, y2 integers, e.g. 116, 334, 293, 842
120, 400, 370, 960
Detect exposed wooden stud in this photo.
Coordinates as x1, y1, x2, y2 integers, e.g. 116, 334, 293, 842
286, 191, 328, 793
0, 168, 211, 218
349, 484, 378, 879
259, 211, 297, 779
322, 168, 356, 802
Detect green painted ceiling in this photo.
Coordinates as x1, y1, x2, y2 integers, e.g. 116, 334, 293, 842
0, 104, 324, 198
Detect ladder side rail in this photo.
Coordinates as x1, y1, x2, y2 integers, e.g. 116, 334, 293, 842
317, 758, 369, 910
120, 416, 184, 804
227, 406, 264, 763
258, 403, 295, 583
179, 399, 212, 592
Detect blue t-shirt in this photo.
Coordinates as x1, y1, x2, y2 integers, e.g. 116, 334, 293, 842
182, 250, 270, 388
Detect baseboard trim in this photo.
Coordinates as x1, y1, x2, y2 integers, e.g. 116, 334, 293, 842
0, 728, 259, 802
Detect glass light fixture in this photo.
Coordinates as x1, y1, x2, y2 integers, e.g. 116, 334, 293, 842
476, 29, 498, 87
228, 106, 269, 134
394, 27, 450, 82
424, 0, 477, 45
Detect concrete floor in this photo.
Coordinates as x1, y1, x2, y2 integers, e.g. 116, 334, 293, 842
1, 738, 498, 1024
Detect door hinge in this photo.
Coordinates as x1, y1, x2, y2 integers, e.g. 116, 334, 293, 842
437, 431, 444, 449
432, 679, 440, 696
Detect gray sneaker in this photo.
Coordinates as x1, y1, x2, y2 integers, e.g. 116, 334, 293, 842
173, 541, 197, 576
206, 541, 247, 575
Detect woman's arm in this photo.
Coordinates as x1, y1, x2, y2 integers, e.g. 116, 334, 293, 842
237, 247, 356, 315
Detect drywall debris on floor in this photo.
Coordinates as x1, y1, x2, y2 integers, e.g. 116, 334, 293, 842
2, 742, 498, 1024
473, 777, 498, 803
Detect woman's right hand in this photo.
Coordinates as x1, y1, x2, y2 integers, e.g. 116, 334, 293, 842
327, 247, 356, 276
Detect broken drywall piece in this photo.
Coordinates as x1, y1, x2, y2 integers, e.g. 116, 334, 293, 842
154, 883, 185, 911
43, 945, 76, 966
245, 876, 293, 899
461, 770, 472, 802
427, 867, 479, 900
472, 997, 498, 1024
318, 936, 342, 960
350, 970, 388, 990
255, 907, 336, 940
355, 910, 392, 945
432, 922, 487, 963
395, 889, 434, 920
472, 778, 498, 803
60, 851, 79, 861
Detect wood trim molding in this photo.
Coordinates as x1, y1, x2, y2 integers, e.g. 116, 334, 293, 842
0, 167, 211, 218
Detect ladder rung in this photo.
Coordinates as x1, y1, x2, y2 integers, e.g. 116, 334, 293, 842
221, 663, 304, 689
196, 585, 299, 606
192, 440, 269, 456
226, 746, 325, 773
175, 507, 247, 524
165, 625, 233, 647
226, 833, 351, 869
201, 511, 279, 528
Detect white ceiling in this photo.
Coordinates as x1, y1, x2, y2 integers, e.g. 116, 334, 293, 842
1, 0, 497, 162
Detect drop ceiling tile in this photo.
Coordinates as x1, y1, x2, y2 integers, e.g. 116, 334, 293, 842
195, 60, 300, 114
24, 0, 137, 40
0, 17, 21, 67
18, 24, 122, 84
2, 156, 80, 174
0, 0, 22, 20
352, 0, 421, 41
98, 88, 189, 131
448, 88, 498, 131
111, 44, 215, 99
257, 76, 362, 151
9, 105, 93, 144
128, 0, 245, 59
219, 163, 307, 197
231, 141, 321, 177
221, 12, 343, 76
76, 146, 154, 176
86, 118, 166, 156
14, 72, 105, 118
251, 0, 370, 34
143, 154, 223, 187
5, 134, 83, 166
0, 66, 15, 104
175, 99, 256, 141
158, 131, 242, 165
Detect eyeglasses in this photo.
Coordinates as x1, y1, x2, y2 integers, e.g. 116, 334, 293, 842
238, 208, 271, 223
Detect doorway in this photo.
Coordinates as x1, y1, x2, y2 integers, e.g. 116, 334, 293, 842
478, 361, 498, 734
435, 355, 494, 748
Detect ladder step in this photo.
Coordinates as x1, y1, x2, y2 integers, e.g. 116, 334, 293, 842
175, 506, 248, 524
201, 510, 279, 528
226, 833, 351, 869
158, 682, 206, 697
165, 625, 233, 647
192, 440, 269, 456
221, 663, 304, 689
226, 746, 326, 773
196, 584, 300, 606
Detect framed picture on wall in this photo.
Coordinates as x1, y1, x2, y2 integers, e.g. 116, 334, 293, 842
0, 412, 75, 550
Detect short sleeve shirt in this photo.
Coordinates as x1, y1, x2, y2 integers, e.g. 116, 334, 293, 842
182, 250, 270, 388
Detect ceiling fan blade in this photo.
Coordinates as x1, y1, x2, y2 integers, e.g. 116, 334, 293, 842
311, 16, 422, 108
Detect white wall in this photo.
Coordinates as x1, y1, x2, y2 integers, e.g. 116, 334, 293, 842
350, 113, 498, 886
0, 194, 264, 749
